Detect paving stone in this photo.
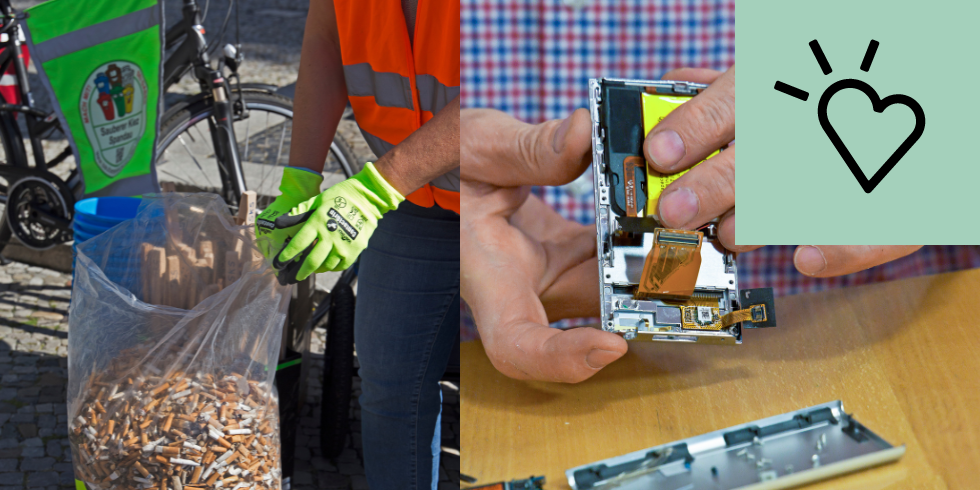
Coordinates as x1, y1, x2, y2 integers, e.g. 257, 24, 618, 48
0, 459, 16, 471
20, 446, 44, 458
0, 474, 24, 486
292, 471, 313, 485
16, 424, 37, 438
36, 415, 55, 430
19, 456, 55, 471
25, 471, 57, 486
45, 440, 61, 459
28, 312, 63, 321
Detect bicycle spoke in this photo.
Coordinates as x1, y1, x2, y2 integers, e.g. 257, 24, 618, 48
178, 134, 216, 189
242, 114, 251, 161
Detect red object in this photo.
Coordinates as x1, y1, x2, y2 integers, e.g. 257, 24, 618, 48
97, 92, 114, 121
0, 44, 27, 105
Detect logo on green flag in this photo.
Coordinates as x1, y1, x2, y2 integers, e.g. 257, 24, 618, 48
79, 60, 147, 177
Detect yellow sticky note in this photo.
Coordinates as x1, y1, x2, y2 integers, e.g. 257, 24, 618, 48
642, 93, 720, 215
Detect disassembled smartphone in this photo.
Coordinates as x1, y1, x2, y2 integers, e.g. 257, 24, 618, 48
566, 400, 905, 490
590, 78, 776, 344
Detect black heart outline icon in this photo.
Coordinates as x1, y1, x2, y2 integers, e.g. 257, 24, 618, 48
817, 78, 925, 193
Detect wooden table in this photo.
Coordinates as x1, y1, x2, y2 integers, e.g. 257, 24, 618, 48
461, 267, 980, 489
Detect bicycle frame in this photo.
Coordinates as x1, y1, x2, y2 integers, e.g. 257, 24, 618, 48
0, 0, 78, 188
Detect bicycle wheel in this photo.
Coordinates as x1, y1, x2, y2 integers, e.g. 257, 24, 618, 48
320, 282, 355, 459
155, 90, 361, 210
0, 109, 33, 252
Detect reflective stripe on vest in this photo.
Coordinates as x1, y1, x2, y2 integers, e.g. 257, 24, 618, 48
334, 0, 459, 213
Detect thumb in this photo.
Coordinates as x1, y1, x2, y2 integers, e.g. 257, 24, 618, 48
462, 108, 593, 187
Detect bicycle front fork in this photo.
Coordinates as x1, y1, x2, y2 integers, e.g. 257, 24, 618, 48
204, 68, 246, 207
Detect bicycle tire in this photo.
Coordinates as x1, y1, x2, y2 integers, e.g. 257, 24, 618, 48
320, 282, 355, 459
0, 109, 33, 252
156, 90, 361, 208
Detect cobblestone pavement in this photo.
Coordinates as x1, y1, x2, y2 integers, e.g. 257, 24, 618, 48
1, 0, 460, 488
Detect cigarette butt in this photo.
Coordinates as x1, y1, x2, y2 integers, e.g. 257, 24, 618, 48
144, 397, 162, 411
215, 437, 233, 449
205, 470, 221, 486
154, 454, 171, 465
171, 457, 201, 466
162, 413, 174, 432
124, 435, 140, 446
141, 432, 149, 445
94, 400, 105, 413
230, 435, 243, 443
173, 476, 184, 490
192, 466, 203, 483
107, 419, 116, 435
156, 445, 180, 456
134, 461, 150, 477
150, 381, 171, 397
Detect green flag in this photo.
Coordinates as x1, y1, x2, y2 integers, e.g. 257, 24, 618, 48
24, 0, 163, 197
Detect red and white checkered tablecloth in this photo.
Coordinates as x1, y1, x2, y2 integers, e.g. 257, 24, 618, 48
459, 0, 980, 340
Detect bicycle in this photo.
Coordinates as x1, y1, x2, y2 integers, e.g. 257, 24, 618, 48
0, 0, 360, 249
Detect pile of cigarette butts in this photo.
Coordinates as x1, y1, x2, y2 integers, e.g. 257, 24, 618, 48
69, 366, 282, 489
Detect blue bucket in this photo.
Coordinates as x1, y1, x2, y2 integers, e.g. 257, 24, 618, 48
73, 227, 97, 244
72, 197, 142, 278
74, 197, 142, 229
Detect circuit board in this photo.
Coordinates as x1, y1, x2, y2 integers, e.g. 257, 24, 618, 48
589, 78, 776, 343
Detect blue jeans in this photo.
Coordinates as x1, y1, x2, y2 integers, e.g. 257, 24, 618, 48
355, 201, 459, 490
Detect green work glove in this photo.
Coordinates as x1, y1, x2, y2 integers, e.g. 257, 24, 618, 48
260, 162, 404, 282
255, 166, 324, 261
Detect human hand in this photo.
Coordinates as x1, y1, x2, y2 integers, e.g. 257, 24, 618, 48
255, 167, 324, 265
461, 108, 626, 383
258, 162, 403, 282
646, 66, 922, 276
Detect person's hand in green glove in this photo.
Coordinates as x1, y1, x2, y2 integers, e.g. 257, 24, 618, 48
258, 162, 404, 283
255, 166, 324, 261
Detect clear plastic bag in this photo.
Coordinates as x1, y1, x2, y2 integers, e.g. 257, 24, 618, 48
68, 193, 290, 489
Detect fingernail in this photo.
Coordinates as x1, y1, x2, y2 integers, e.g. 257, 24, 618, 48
659, 187, 699, 228
647, 130, 685, 170
795, 246, 827, 276
552, 116, 572, 153
586, 349, 620, 369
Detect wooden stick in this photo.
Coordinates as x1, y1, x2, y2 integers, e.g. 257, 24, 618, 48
236, 190, 257, 226
225, 251, 242, 286
146, 247, 166, 305
167, 255, 182, 309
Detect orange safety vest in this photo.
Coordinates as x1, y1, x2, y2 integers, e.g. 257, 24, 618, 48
333, 0, 460, 214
